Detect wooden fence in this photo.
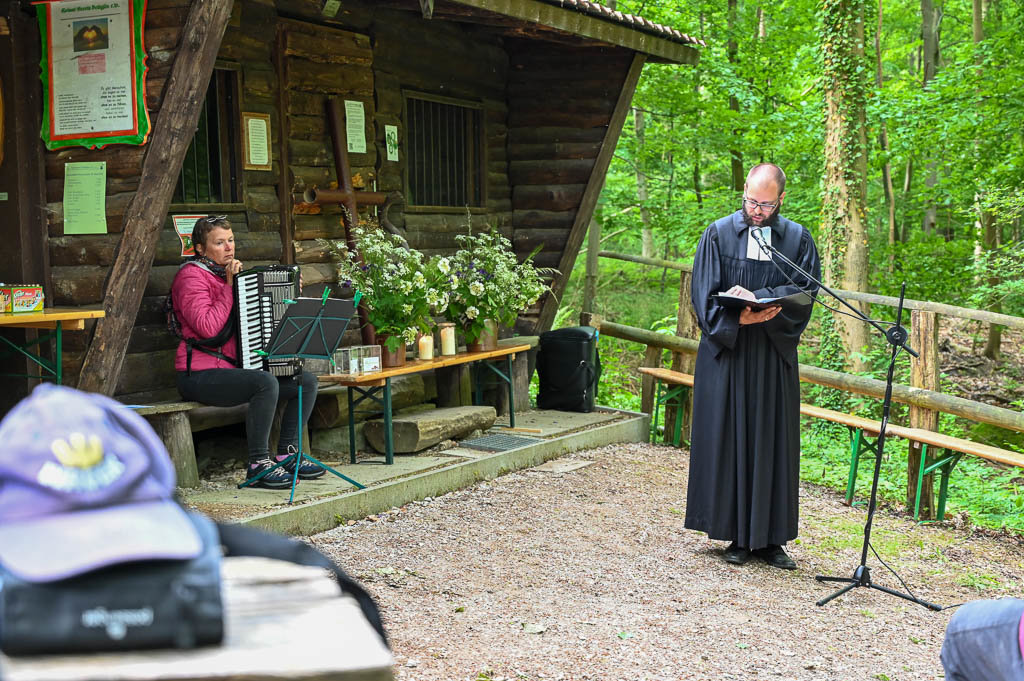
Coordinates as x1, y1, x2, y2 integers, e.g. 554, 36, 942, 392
580, 236, 1024, 519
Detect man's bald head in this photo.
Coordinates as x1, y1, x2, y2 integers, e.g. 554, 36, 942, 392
746, 163, 787, 196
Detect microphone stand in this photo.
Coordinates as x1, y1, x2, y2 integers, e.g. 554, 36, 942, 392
750, 228, 941, 611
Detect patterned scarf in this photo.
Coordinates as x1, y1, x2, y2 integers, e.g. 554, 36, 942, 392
194, 255, 228, 281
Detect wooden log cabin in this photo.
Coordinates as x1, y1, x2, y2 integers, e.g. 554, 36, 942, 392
0, 0, 700, 410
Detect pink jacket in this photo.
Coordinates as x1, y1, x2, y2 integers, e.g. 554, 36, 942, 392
172, 263, 238, 372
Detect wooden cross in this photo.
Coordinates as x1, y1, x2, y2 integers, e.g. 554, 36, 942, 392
302, 97, 401, 344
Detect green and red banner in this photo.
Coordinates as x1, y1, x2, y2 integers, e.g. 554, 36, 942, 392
37, 0, 150, 150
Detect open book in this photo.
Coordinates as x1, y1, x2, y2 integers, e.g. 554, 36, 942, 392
713, 290, 814, 312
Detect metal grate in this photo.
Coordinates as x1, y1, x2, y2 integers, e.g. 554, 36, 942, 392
461, 433, 540, 452
406, 95, 482, 207
174, 70, 239, 204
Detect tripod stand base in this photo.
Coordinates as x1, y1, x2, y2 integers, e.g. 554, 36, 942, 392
815, 566, 942, 610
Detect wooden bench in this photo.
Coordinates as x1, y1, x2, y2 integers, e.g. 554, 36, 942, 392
636, 367, 1024, 521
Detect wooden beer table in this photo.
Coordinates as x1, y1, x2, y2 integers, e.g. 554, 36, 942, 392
0, 307, 105, 385
319, 344, 531, 465
0, 557, 393, 681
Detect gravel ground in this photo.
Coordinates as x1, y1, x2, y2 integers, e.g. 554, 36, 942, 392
311, 442, 1024, 681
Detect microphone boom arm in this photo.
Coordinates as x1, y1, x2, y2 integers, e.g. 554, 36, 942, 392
751, 229, 917, 358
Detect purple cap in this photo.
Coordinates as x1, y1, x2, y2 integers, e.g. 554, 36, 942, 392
0, 384, 201, 583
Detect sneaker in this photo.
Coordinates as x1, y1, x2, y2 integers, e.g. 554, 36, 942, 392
275, 448, 325, 480
245, 457, 293, 489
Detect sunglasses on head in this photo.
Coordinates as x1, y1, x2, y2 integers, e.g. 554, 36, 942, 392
200, 215, 228, 224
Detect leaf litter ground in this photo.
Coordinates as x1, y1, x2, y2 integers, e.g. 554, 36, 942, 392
311, 442, 1024, 681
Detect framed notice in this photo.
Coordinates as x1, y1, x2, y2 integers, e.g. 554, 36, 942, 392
37, 0, 150, 150
172, 214, 206, 257
242, 112, 272, 171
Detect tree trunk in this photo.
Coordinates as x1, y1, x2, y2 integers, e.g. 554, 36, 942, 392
821, 0, 871, 373
582, 217, 600, 320
874, 0, 898, 273
77, 0, 234, 394
727, 0, 744, 192
634, 108, 654, 259
920, 0, 941, 235
972, 0, 1002, 360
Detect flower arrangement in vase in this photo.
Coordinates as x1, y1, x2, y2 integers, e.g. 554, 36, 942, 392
434, 222, 552, 349
321, 219, 447, 363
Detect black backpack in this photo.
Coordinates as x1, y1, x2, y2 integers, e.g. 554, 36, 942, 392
163, 269, 238, 374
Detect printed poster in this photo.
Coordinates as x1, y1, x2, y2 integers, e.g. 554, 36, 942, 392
63, 162, 108, 234
385, 124, 399, 162
172, 215, 206, 257
37, 0, 150, 150
345, 100, 366, 154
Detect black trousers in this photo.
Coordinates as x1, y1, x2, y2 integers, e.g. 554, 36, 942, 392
177, 369, 318, 460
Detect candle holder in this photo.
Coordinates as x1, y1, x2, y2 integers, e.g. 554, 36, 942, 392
439, 322, 456, 356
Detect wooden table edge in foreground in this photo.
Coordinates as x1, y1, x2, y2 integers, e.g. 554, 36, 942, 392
0, 557, 393, 681
0, 306, 105, 384
319, 344, 532, 465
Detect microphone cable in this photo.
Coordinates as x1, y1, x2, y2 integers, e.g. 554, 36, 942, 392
750, 226, 897, 327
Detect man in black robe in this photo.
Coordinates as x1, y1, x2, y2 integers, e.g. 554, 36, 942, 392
685, 163, 820, 569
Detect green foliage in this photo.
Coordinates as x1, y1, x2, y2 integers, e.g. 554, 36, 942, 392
321, 223, 438, 351
441, 224, 550, 342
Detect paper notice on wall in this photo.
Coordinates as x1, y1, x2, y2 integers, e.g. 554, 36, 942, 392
385, 124, 399, 162
345, 100, 366, 154
172, 215, 205, 257
246, 116, 270, 167
41, 0, 145, 147
62, 162, 107, 234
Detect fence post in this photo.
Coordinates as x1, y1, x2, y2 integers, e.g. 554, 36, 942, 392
907, 309, 939, 518
640, 345, 663, 417
581, 218, 601, 323
664, 270, 698, 444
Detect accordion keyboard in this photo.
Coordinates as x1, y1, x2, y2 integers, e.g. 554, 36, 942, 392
234, 265, 300, 376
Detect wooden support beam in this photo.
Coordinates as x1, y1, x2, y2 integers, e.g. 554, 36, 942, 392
534, 52, 645, 334
77, 0, 233, 395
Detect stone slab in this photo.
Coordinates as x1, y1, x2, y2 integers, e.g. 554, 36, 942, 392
491, 408, 622, 437
532, 459, 595, 474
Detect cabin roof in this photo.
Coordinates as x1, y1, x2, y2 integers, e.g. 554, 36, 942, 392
427, 0, 703, 64
532, 0, 704, 48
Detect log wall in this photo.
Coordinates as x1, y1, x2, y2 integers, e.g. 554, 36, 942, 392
505, 43, 632, 331
42, 0, 636, 399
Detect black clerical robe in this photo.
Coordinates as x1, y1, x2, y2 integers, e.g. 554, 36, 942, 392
684, 210, 821, 549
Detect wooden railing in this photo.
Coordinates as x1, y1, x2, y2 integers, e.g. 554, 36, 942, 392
580, 238, 1024, 519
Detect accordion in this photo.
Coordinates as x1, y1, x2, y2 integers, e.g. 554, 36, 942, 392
233, 265, 301, 376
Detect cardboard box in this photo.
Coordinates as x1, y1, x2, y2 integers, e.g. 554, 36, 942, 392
10, 285, 44, 314
0, 287, 11, 313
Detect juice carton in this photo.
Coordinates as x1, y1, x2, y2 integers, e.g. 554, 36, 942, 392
11, 285, 44, 313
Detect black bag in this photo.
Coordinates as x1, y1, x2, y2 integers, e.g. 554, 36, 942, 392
0, 512, 224, 656
163, 267, 238, 374
215, 522, 388, 647
536, 325, 601, 413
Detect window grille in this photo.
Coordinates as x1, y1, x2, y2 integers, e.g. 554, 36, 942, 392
406, 94, 483, 207
173, 69, 240, 204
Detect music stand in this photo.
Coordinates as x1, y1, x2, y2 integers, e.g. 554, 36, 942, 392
238, 290, 365, 503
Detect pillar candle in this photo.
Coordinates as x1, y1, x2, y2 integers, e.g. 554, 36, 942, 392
418, 333, 434, 360
439, 323, 456, 355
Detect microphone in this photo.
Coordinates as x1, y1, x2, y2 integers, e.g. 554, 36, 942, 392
751, 225, 773, 258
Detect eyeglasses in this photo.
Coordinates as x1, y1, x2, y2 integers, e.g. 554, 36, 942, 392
200, 215, 228, 224
742, 196, 781, 212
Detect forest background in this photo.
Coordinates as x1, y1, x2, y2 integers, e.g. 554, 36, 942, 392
549, 0, 1024, 535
